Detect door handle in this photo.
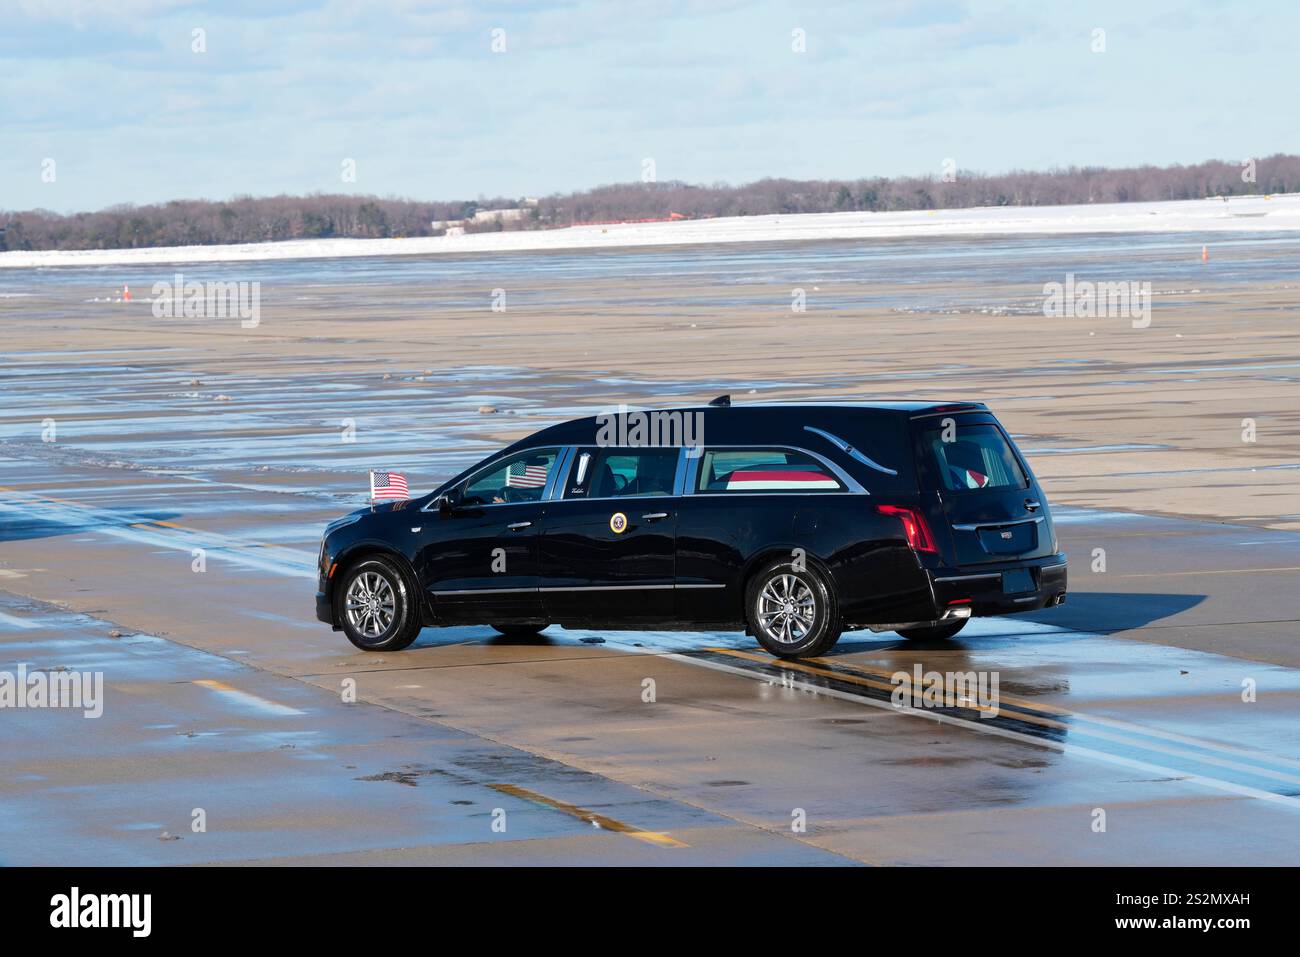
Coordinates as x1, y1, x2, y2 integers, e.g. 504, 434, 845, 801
506, 521, 532, 530
640, 512, 669, 521
1024, 500, 1041, 512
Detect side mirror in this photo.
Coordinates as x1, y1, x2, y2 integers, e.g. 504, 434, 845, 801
437, 492, 457, 515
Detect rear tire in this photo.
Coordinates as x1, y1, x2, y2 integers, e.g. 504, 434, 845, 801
895, 618, 968, 641
336, 556, 422, 652
746, 559, 841, 658
490, 623, 549, 639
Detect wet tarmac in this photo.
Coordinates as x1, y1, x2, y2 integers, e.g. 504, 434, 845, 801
3, 236, 1299, 864
2, 457, 1299, 863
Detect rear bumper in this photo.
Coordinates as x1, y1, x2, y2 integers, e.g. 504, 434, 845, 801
928, 554, 1067, 616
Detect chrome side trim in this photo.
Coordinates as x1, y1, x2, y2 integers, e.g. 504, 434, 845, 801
684, 447, 703, 493
803, 426, 899, 476
431, 586, 536, 596
672, 446, 690, 496
685, 491, 863, 499
546, 446, 576, 502
951, 517, 1044, 531
432, 582, 724, 596
538, 584, 673, 592
932, 572, 1002, 583
546, 493, 678, 505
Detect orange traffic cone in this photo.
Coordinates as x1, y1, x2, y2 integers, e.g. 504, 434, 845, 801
1201, 245, 1208, 263
123, 284, 130, 301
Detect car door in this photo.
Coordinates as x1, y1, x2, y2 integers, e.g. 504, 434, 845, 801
419, 447, 560, 623
674, 445, 847, 622
537, 446, 681, 624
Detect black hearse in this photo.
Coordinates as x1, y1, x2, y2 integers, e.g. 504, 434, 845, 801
315, 398, 1066, 658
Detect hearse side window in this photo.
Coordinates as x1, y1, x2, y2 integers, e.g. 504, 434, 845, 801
460, 448, 558, 505
697, 448, 844, 493
921, 424, 1026, 491
565, 447, 678, 499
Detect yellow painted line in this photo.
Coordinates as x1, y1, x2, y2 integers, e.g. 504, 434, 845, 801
192, 679, 304, 716
1110, 566, 1300, 578
489, 783, 688, 848
6, 489, 219, 541
703, 649, 1300, 784
194, 679, 239, 692
129, 519, 203, 534
704, 646, 901, 695
806, 652, 1078, 718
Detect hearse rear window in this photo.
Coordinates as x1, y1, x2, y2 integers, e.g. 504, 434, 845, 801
921, 424, 1026, 492
697, 448, 843, 493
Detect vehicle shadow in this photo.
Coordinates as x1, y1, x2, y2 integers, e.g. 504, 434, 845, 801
409, 626, 563, 650
825, 591, 1207, 656
1017, 590, 1205, 634
482, 632, 561, 648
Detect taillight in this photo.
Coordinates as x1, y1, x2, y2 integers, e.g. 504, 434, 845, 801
877, 505, 938, 553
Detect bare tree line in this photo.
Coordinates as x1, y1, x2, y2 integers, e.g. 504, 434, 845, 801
3, 154, 1296, 252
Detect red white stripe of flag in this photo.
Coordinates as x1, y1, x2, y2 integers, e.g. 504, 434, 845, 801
370, 470, 409, 499
725, 469, 839, 490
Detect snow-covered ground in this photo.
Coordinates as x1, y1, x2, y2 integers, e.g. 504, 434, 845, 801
3, 194, 1296, 268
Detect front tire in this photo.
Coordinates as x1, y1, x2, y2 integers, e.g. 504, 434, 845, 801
746, 559, 841, 658
895, 618, 968, 641
336, 556, 421, 651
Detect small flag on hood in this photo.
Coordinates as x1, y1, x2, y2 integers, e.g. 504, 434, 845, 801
370, 470, 409, 500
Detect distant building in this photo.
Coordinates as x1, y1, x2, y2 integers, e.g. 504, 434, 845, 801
470, 207, 529, 224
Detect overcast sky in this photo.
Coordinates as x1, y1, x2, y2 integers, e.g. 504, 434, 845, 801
2, 0, 1291, 213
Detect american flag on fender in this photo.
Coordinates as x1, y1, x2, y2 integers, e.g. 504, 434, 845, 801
370, 470, 410, 500
506, 461, 548, 488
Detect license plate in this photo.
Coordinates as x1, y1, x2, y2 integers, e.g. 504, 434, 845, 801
1002, 568, 1034, 594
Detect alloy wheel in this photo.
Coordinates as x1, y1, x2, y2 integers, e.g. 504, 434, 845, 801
344, 570, 396, 640
756, 573, 816, 645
